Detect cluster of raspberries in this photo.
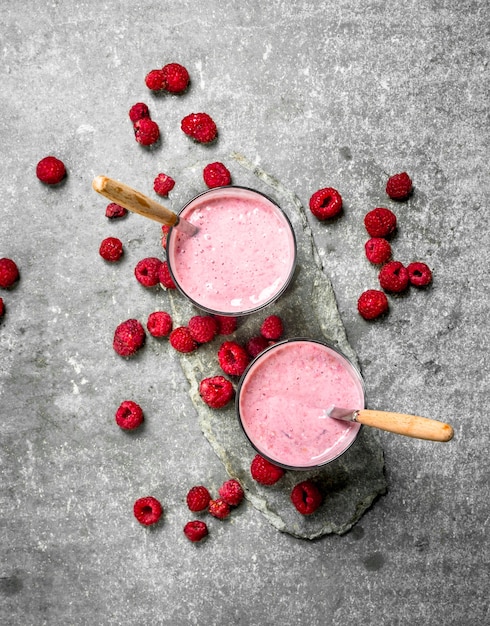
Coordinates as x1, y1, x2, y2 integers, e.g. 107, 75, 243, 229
357, 172, 432, 320
0, 257, 20, 321
183, 478, 245, 542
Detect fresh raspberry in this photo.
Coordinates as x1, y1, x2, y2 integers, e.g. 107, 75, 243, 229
128, 102, 150, 123
169, 326, 198, 353
181, 112, 217, 143
378, 261, 409, 293
0, 298, 4, 318
208, 498, 231, 520
153, 172, 175, 196
364, 237, 392, 265
161, 224, 171, 249
105, 202, 127, 219
99, 237, 123, 262
250, 454, 285, 485
290, 480, 323, 515
146, 311, 173, 337
135, 257, 163, 287
246, 335, 270, 358
199, 376, 234, 409
364, 208, 397, 238
188, 315, 218, 343
134, 118, 160, 146
186, 485, 211, 512
203, 162, 231, 188
386, 172, 413, 201
357, 289, 389, 320
145, 69, 166, 91
113, 319, 146, 357
158, 260, 176, 289
407, 262, 432, 287
213, 315, 237, 335
260, 315, 284, 340
218, 341, 250, 376
36, 156, 66, 185
0, 258, 19, 288
309, 187, 343, 220
184, 520, 208, 542
133, 496, 163, 526
161, 62, 190, 93
218, 479, 244, 507
115, 400, 144, 430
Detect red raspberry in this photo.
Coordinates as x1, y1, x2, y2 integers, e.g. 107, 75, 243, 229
0, 298, 5, 318
407, 262, 432, 287
357, 290, 389, 320
115, 400, 144, 430
161, 224, 171, 249
186, 485, 211, 512
199, 376, 234, 409
0, 258, 19, 288
181, 112, 217, 143
133, 496, 163, 526
250, 454, 285, 485
153, 173, 175, 196
309, 187, 343, 220
36, 156, 66, 185
364, 208, 397, 238
184, 520, 208, 542
213, 315, 238, 335
158, 260, 176, 289
260, 315, 284, 341
128, 102, 150, 123
113, 319, 146, 357
203, 162, 231, 188
218, 479, 244, 507
99, 237, 123, 262
386, 172, 412, 200
378, 261, 409, 293
134, 118, 160, 146
135, 257, 163, 287
246, 335, 270, 358
364, 237, 392, 265
208, 498, 231, 520
188, 315, 218, 343
161, 62, 190, 93
290, 480, 323, 515
146, 311, 173, 337
105, 202, 127, 219
169, 327, 198, 353
145, 69, 166, 91
218, 341, 250, 376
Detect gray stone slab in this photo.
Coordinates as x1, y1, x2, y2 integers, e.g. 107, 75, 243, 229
167, 154, 387, 538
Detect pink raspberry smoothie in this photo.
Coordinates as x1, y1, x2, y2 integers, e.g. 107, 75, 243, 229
237, 339, 364, 469
166, 187, 296, 316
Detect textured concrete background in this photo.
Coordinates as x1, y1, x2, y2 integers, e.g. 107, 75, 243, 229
1, 1, 489, 625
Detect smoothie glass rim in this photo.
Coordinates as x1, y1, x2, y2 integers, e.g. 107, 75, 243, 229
235, 337, 366, 471
165, 185, 297, 317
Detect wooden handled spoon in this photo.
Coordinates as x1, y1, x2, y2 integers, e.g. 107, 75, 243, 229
92, 175, 197, 236
326, 406, 454, 442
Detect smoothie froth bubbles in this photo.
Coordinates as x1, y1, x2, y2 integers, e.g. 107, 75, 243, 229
237, 339, 365, 469
166, 187, 296, 316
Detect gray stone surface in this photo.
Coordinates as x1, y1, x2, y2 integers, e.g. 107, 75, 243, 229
1, 1, 489, 625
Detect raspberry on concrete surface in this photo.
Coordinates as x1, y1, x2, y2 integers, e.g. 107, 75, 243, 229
158, 261, 176, 289
113, 319, 146, 357
181, 112, 217, 143
128, 102, 150, 124
161, 62, 190, 93
364, 238, 392, 265
208, 498, 231, 520
105, 202, 127, 219
0, 258, 19, 288
145, 69, 166, 91
386, 172, 413, 201
134, 118, 160, 146
309, 187, 343, 220
357, 289, 389, 320
133, 496, 163, 526
135, 257, 163, 287
186, 486, 212, 512
364, 207, 397, 238
36, 156, 66, 185
203, 162, 231, 188
378, 261, 409, 293
115, 400, 144, 430
99, 237, 123, 262
184, 520, 208, 542
407, 262, 432, 287
153, 173, 175, 197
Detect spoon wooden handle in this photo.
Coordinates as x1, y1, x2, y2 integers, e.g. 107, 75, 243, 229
356, 410, 454, 442
92, 175, 179, 227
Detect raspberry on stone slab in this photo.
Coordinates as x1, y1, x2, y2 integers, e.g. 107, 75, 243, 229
246, 335, 270, 359
218, 479, 244, 507
199, 376, 234, 409
218, 341, 250, 376
158, 260, 176, 289
250, 454, 285, 485
290, 480, 323, 515
357, 289, 389, 320
260, 315, 284, 341
364, 238, 392, 265
208, 498, 231, 520
364, 207, 397, 238
146, 311, 173, 337
378, 261, 410, 293
188, 315, 218, 343
169, 327, 198, 353
213, 315, 238, 335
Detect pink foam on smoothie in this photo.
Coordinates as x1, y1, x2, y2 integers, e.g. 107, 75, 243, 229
167, 187, 296, 315
238, 340, 364, 469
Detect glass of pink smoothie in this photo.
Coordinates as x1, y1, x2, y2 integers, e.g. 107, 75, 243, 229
237, 339, 365, 470
166, 186, 296, 316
